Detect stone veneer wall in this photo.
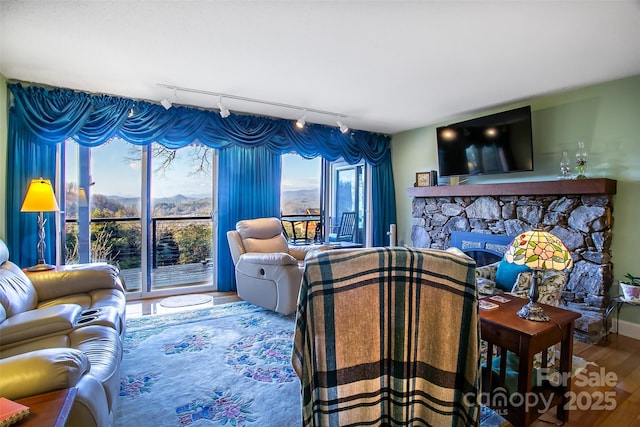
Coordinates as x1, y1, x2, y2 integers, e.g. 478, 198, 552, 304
411, 193, 614, 343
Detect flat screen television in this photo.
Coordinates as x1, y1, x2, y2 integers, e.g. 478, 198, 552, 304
436, 106, 534, 178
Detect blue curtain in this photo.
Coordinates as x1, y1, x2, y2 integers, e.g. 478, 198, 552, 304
6, 82, 396, 290
371, 152, 397, 247
6, 106, 57, 266
217, 145, 282, 290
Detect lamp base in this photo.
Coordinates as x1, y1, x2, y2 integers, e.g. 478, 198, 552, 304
26, 263, 56, 272
516, 301, 550, 322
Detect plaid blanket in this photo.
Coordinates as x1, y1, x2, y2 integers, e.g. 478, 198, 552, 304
292, 247, 480, 426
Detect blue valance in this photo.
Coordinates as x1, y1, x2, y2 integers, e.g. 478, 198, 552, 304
9, 83, 391, 165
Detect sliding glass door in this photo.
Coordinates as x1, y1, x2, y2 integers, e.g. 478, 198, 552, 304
64, 139, 144, 291
327, 160, 368, 245
148, 143, 214, 295
63, 139, 216, 300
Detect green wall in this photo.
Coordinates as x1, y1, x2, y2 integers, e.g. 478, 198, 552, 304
391, 74, 640, 325
0, 74, 7, 242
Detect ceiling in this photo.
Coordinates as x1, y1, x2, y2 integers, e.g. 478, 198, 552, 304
1, 1, 639, 135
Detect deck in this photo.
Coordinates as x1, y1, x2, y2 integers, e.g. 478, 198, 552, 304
120, 262, 214, 292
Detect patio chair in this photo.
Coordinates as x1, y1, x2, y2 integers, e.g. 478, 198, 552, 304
328, 211, 357, 242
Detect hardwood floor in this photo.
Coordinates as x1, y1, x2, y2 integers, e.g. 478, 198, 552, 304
125, 291, 241, 319
531, 333, 640, 427
124, 294, 640, 426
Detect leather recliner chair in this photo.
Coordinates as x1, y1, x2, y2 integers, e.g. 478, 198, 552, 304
0, 239, 126, 427
226, 217, 328, 315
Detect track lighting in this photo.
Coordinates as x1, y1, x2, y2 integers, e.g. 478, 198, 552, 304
218, 97, 231, 118
160, 88, 177, 110
160, 98, 173, 110
296, 113, 306, 129
337, 120, 349, 134
157, 84, 348, 128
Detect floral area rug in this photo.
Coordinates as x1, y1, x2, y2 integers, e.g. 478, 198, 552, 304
117, 300, 514, 427
117, 301, 300, 427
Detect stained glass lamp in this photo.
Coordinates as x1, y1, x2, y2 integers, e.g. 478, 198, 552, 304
504, 229, 573, 322
20, 178, 60, 271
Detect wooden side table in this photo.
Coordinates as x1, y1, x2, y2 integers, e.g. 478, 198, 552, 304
480, 297, 581, 427
15, 388, 76, 427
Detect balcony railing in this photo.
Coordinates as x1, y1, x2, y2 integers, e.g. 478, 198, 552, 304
65, 216, 213, 292
280, 214, 321, 244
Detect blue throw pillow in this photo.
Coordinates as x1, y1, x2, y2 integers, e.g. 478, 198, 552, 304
495, 259, 530, 291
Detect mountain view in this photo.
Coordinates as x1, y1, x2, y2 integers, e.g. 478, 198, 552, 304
280, 189, 320, 215
67, 189, 320, 218
64, 187, 320, 268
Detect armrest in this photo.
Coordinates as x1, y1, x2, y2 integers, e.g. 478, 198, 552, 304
29, 263, 125, 301
0, 348, 89, 400
476, 277, 500, 296
0, 304, 82, 346
239, 253, 299, 266
288, 245, 330, 261
475, 261, 500, 280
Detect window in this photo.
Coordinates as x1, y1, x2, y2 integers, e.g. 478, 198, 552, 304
280, 153, 322, 242
279, 153, 371, 246
280, 153, 321, 215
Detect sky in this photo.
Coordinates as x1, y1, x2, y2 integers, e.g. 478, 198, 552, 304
71, 139, 321, 198
281, 153, 321, 192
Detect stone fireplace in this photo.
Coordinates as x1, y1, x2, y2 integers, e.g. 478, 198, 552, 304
407, 178, 617, 343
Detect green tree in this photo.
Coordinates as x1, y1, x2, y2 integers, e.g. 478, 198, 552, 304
156, 231, 180, 266
174, 223, 212, 264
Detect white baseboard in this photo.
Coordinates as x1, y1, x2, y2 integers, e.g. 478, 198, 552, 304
610, 318, 640, 340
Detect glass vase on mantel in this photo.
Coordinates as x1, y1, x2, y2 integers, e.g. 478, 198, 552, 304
559, 151, 572, 180
575, 141, 588, 179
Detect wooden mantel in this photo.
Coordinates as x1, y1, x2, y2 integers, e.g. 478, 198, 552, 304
406, 178, 616, 198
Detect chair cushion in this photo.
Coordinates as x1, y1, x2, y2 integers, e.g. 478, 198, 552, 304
236, 217, 282, 239
495, 259, 530, 291
242, 235, 289, 254
510, 269, 567, 307
239, 252, 298, 266
236, 217, 290, 254
0, 348, 90, 399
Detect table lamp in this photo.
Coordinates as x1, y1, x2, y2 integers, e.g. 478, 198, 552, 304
503, 229, 573, 322
20, 177, 60, 271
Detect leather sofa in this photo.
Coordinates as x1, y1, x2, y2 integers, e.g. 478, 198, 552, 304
227, 217, 328, 315
0, 239, 126, 427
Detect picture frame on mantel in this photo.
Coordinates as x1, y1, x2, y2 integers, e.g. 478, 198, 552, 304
416, 172, 431, 187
